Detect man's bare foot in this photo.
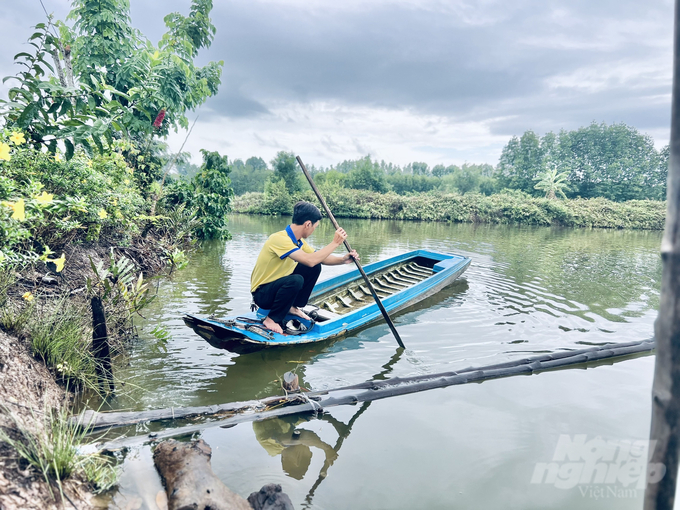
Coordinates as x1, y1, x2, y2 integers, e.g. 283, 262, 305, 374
289, 307, 311, 321
263, 316, 283, 334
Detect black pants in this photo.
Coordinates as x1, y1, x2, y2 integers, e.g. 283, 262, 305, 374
252, 263, 322, 325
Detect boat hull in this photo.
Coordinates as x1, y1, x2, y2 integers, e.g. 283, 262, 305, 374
183, 249, 471, 352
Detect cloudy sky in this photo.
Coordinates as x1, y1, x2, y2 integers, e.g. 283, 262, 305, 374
1, 0, 674, 168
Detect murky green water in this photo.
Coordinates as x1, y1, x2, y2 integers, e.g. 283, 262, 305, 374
103, 216, 663, 509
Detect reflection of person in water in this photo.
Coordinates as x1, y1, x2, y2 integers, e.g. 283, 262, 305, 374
253, 416, 338, 480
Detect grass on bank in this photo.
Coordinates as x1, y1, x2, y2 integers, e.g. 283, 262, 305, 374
0, 403, 117, 498
233, 184, 667, 230
0, 270, 100, 392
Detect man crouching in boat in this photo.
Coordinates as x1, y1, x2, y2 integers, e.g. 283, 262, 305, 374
250, 201, 359, 334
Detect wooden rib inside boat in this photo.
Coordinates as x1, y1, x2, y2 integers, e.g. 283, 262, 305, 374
310, 260, 435, 317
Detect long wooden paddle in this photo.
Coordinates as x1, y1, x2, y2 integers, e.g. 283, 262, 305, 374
296, 156, 405, 348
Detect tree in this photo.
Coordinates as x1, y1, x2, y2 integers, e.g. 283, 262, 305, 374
495, 123, 667, 201
271, 151, 302, 193
163, 149, 233, 239
495, 131, 543, 194
1, 0, 223, 158
246, 157, 267, 172
410, 162, 430, 175
345, 157, 389, 193
230, 157, 273, 195
534, 168, 569, 199
432, 164, 456, 177
560, 122, 661, 201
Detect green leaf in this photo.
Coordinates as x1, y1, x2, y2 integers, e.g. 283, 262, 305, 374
93, 135, 104, 155
64, 139, 74, 161
16, 102, 39, 128
47, 101, 61, 114
58, 100, 72, 116
80, 139, 94, 158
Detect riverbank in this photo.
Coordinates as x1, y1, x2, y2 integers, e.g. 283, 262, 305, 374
233, 188, 666, 229
0, 239, 172, 508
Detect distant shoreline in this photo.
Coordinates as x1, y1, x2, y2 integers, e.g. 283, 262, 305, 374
232, 189, 666, 230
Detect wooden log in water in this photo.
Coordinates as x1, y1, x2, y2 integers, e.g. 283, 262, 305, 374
153, 439, 252, 510
93, 339, 655, 452
73, 399, 264, 431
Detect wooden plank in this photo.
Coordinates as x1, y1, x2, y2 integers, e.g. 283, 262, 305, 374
645, 2, 680, 507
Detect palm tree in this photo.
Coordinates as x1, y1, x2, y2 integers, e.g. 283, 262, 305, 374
534, 168, 569, 199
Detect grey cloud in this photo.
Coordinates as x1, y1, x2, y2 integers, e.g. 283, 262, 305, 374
197, 0, 671, 131
1, 0, 674, 148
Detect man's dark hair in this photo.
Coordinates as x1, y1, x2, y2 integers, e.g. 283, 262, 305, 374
292, 201, 322, 225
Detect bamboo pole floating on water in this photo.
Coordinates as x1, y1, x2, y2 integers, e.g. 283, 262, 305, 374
645, 1, 680, 507
296, 156, 405, 348
84, 339, 655, 450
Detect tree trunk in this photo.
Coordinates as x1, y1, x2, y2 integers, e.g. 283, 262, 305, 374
644, 1, 680, 507
49, 48, 67, 87
152, 439, 252, 510
62, 45, 74, 87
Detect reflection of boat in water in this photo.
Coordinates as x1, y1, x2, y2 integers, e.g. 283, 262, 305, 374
184, 250, 471, 353
252, 348, 403, 508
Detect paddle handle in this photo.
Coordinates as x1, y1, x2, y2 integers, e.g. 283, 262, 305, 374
296, 156, 405, 348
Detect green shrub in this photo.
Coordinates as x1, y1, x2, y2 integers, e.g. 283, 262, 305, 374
161, 149, 233, 240
232, 188, 666, 230
0, 134, 145, 266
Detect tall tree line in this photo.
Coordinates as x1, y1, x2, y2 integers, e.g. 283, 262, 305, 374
227, 122, 668, 201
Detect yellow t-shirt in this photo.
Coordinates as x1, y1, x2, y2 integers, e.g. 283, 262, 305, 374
250, 225, 315, 293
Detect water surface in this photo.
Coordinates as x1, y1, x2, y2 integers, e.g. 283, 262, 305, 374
104, 216, 662, 509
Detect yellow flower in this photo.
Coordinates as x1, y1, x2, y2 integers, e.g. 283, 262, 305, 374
3, 198, 25, 221
124, 179, 130, 185
54, 153, 62, 162
35, 191, 54, 205
86, 160, 92, 167
22, 291, 34, 302
48, 253, 66, 272
98, 209, 108, 219
9, 132, 25, 145
0, 143, 10, 161
110, 197, 118, 206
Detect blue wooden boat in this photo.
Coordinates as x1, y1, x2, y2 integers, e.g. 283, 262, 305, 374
183, 249, 471, 352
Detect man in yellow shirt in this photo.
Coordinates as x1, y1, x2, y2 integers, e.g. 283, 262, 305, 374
251, 201, 359, 334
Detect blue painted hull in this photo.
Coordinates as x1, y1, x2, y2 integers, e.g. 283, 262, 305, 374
183, 249, 471, 352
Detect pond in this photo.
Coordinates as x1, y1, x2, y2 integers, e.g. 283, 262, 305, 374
101, 215, 662, 509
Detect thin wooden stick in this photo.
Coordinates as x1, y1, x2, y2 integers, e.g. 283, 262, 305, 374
296, 156, 405, 348
150, 116, 199, 216
644, 1, 680, 507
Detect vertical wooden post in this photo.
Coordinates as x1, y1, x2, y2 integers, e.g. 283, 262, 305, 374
645, 0, 680, 507
91, 296, 114, 394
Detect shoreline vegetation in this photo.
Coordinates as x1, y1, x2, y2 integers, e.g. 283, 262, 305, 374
0, 0, 231, 504
233, 188, 667, 230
